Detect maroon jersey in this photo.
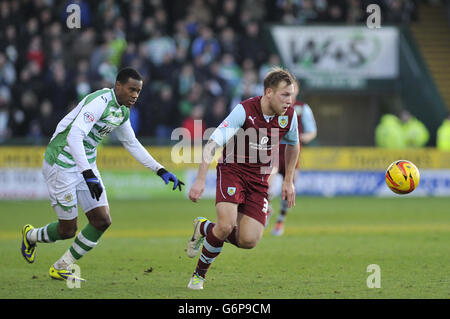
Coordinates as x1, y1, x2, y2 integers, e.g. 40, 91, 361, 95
214, 96, 298, 226
218, 96, 297, 176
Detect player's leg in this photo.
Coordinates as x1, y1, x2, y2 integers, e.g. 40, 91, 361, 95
21, 161, 77, 263
49, 205, 109, 282
21, 199, 79, 263
272, 199, 288, 236
272, 167, 289, 236
58, 205, 110, 264
188, 202, 238, 289
235, 213, 264, 249
232, 189, 267, 248
265, 167, 279, 229
25, 204, 87, 282
21, 219, 76, 264
51, 191, 110, 278
187, 213, 240, 258
50, 168, 109, 281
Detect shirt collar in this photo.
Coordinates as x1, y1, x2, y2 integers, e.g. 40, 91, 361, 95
110, 88, 121, 107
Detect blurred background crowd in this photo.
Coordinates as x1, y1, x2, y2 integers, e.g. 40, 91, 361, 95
0, 0, 427, 144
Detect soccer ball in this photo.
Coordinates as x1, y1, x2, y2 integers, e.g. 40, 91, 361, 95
385, 160, 420, 194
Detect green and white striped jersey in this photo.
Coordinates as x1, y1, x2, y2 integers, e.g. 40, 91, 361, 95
44, 88, 130, 171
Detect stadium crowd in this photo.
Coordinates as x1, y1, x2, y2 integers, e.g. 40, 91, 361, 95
0, 0, 419, 143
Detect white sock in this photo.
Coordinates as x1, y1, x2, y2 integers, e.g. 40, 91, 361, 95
54, 250, 77, 270
26, 224, 56, 244
26, 229, 38, 244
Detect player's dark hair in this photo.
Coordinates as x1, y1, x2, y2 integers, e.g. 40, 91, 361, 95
263, 67, 296, 92
116, 67, 143, 84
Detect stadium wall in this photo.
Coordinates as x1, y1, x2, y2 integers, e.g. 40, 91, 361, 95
1, 146, 449, 199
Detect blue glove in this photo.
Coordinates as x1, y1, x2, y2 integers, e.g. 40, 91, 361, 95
157, 168, 184, 191
82, 169, 103, 201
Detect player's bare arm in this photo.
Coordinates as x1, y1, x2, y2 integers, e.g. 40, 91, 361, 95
189, 139, 221, 202
300, 131, 317, 144
282, 143, 300, 208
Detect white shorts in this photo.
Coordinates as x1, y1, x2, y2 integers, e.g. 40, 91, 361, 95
42, 160, 109, 220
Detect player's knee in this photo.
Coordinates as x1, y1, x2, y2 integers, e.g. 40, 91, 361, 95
238, 238, 258, 249
91, 216, 111, 232
214, 223, 234, 239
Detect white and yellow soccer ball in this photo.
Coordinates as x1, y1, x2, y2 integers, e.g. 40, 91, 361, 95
385, 160, 420, 194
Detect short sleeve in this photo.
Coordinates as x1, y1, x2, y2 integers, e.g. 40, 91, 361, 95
281, 113, 299, 145
209, 104, 246, 146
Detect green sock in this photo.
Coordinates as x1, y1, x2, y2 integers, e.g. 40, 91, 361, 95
69, 223, 104, 260
28, 222, 61, 243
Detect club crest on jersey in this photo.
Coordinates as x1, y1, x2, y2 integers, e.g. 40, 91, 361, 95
227, 187, 236, 196
84, 112, 95, 123
278, 116, 288, 128
64, 193, 74, 203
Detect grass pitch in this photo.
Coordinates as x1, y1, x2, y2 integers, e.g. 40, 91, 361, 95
0, 197, 449, 299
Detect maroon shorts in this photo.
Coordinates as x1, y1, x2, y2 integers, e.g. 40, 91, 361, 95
216, 164, 270, 226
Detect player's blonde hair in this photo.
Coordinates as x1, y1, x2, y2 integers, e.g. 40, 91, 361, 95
263, 66, 296, 93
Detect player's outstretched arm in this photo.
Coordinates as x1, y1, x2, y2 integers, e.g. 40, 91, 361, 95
300, 131, 317, 144
115, 120, 184, 191
282, 143, 300, 208
157, 168, 185, 191
189, 139, 220, 202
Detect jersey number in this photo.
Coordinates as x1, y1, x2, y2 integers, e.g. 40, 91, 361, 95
262, 198, 269, 214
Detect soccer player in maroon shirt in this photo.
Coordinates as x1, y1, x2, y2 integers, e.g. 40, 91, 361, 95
269, 80, 317, 236
186, 67, 300, 289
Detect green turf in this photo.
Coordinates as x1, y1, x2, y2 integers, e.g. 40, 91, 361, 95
0, 197, 449, 299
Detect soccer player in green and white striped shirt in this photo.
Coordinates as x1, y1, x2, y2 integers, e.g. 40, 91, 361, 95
21, 67, 184, 282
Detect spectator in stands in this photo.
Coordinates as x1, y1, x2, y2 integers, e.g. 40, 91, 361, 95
178, 82, 207, 120
178, 63, 196, 97
386, 0, 415, 24
238, 21, 268, 66
259, 54, 281, 83
346, 0, 364, 24
205, 96, 228, 128
204, 62, 229, 98
218, 53, 242, 96
375, 113, 406, 148
152, 84, 179, 140
146, 29, 177, 67
0, 52, 16, 87
46, 60, 77, 118
173, 20, 192, 53
222, 0, 241, 32
181, 104, 206, 143
38, 99, 60, 138
219, 27, 239, 58
27, 36, 45, 72
297, 0, 319, 24
191, 25, 221, 62
0, 0, 421, 142
327, 1, 347, 23
436, 114, 450, 151
2, 25, 19, 64
0, 86, 10, 142
400, 110, 429, 147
